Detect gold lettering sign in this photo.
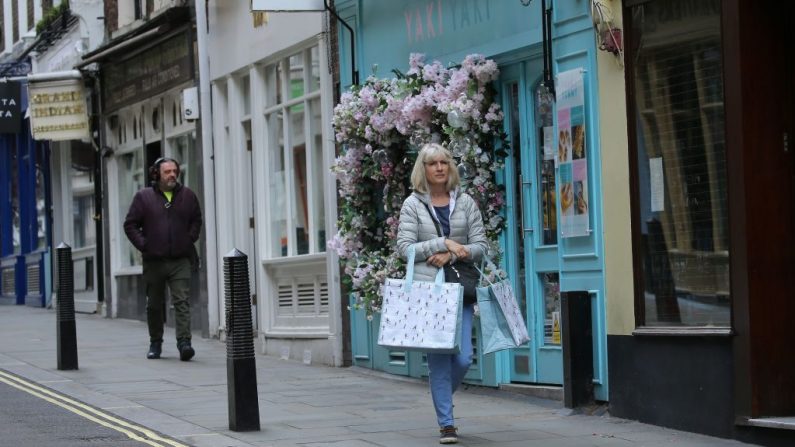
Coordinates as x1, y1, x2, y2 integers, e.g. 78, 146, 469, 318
28, 79, 90, 141
253, 11, 268, 27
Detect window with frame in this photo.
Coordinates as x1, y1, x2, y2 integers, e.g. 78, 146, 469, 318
10, 143, 20, 254
34, 144, 47, 250
71, 144, 96, 249
116, 110, 145, 268
26, 0, 33, 31
263, 45, 325, 258
12, 0, 18, 43
626, 0, 730, 327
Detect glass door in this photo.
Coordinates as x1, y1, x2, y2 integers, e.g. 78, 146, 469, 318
502, 60, 563, 385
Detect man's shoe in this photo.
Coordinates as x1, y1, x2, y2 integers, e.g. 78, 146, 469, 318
178, 340, 195, 361
439, 425, 458, 444
147, 342, 162, 359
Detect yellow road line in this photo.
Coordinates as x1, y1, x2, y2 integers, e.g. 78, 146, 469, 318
0, 370, 189, 447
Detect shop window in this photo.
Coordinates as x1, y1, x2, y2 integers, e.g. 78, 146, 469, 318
542, 273, 560, 345
72, 195, 94, 248
26, 0, 33, 31
169, 131, 195, 190
0, 2, 5, 52
138, 110, 144, 140
34, 145, 47, 250
12, 0, 18, 43
71, 144, 96, 249
309, 46, 321, 93
10, 144, 20, 254
263, 45, 326, 258
535, 81, 556, 246
241, 75, 251, 117
118, 150, 145, 267
152, 108, 159, 131
626, 0, 730, 327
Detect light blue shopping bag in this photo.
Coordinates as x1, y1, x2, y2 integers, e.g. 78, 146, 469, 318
476, 271, 530, 355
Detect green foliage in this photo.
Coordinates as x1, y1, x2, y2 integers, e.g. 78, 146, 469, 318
36, 0, 70, 35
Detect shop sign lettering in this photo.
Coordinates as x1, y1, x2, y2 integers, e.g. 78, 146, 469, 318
102, 32, 193, 112
404, 0, 493, 45
28, 79, 90, 141
0, 82, 21, 133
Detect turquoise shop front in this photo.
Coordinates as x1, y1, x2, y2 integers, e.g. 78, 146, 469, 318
336, 0, 609, 401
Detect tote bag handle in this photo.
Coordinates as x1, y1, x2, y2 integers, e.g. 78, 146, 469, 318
403, 244, 446, 293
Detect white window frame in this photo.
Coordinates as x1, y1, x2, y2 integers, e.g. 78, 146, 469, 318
262, 43, 325, 260
252, 38, 334, 336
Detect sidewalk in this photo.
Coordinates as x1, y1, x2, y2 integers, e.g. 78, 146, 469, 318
0, 305, 755, 447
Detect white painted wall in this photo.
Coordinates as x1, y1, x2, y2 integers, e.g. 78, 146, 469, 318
70, 0, 105, 52
205, 1, 343, 366
116, 0, 185, 30
34, 0, 104, 72
207, 2, 323, 81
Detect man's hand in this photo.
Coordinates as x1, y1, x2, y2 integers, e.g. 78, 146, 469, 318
444, 239, 469, 260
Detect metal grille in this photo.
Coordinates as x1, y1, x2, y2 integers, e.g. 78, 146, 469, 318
296, 281, 316, 313
1, 268, 14, 295
276, 276, 329, 316
277, 283, 293, 310
27, 264, 40, 294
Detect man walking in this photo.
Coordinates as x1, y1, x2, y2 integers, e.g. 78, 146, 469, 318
124, 158, 202, 361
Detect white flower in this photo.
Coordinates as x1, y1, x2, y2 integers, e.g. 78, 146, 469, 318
447, 110, 466, 129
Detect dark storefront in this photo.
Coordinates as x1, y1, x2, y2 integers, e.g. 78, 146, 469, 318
77, 7, 208, 336
609, 0, 795, 445
0, 73, 52, 309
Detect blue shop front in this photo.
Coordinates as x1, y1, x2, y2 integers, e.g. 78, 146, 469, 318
0, 78, 52, 308
336, 0, 609, 400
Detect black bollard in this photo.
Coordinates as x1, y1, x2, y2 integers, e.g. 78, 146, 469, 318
56, 243, 78, 370
224, 249, 260, 431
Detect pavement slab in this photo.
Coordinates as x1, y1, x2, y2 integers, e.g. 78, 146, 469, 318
0, 305, 761, 447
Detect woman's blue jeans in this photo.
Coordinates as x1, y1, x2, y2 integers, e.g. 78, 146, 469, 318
427, 303, 474, 428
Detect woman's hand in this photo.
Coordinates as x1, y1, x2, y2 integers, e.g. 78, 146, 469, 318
427, 252, 452, 268
444, 239, 470, 260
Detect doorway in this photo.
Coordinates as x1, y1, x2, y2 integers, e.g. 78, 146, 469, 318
730, 0, 795, 419
501, 59, 563, 386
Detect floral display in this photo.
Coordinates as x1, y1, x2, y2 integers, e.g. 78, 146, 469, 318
329, 53, 509, 316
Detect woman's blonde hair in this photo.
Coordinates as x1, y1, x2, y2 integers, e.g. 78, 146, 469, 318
410, 143, 461, 193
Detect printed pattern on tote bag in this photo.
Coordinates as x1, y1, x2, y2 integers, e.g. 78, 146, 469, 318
491, 280, 530, 346
378, 278, 461, 350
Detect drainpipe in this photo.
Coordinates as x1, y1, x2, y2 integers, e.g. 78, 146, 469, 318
195, 0, 220, 337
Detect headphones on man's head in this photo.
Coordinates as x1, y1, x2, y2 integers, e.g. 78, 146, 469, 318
149, 157, 181, 182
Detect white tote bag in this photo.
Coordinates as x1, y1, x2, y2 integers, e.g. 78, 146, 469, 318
377, 245, 464, 354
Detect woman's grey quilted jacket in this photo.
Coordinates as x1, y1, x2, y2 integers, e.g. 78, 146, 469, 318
396, 190, 489, 282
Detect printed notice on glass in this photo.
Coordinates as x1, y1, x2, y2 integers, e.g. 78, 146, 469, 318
649, 157, 664, 212
556, 68, 589, 238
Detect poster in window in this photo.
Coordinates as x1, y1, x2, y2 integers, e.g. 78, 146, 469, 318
556, 69, 589, 238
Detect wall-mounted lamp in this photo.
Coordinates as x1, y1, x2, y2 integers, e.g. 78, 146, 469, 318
591, 1, 624, 66
251, 0, 359, 85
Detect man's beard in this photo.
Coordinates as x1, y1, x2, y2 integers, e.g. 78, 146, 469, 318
160, 179, 177, 191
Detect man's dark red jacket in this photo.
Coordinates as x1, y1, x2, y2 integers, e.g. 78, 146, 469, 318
123, 184, 202, 260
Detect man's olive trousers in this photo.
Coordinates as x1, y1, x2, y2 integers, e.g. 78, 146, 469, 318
143, 257, 192, 343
